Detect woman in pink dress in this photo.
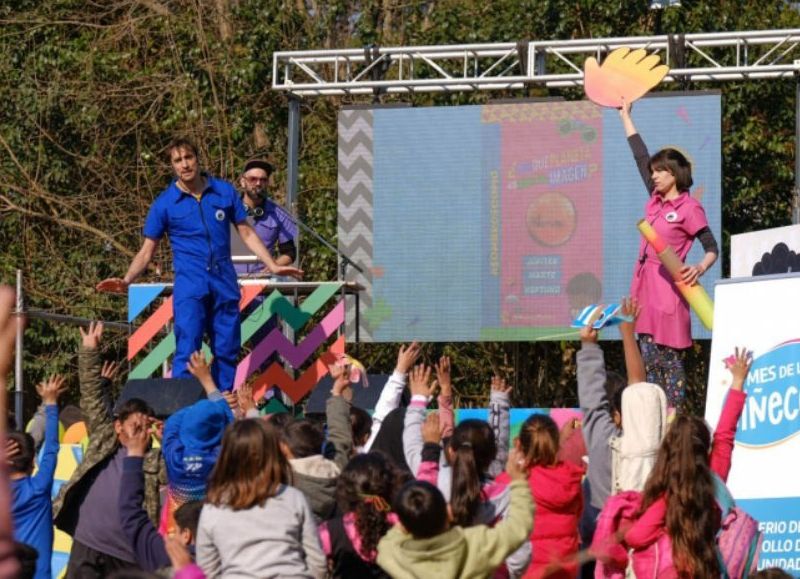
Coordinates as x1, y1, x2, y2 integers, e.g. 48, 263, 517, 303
619, 101, 719, 411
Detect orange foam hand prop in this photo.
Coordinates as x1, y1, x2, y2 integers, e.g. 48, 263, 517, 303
584, 47, 669, 108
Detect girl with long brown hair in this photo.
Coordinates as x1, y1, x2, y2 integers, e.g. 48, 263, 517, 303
622, 347, 752, 578
195, 419, 326, 578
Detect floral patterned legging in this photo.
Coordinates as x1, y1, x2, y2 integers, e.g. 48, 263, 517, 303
639, 334, 687, 412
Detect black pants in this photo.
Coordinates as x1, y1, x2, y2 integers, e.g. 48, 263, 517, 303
65, 540, 140, 579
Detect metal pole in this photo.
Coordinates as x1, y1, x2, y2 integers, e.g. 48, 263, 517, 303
14, 270, 23, 432
282, 96, 302, 408
794, 74, 800, 224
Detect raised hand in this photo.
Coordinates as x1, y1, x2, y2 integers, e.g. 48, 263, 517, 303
79, 321, 104, 350
119, 414, 151, 457
35, 374, 68, 405
408, 364, 433, 398
422, 411, 441, 445
5, 439, 19, 467
726, 346, 754, 392
491, 375, 512, 396
619, 296, 641, 336
584, 47, 669, 108
330, 362, 352, 399
187, 350, 216, 393
435, 356, 452, 398
101, 360, 121, 382
237, 382, 256, 415
396, 341, 421, 375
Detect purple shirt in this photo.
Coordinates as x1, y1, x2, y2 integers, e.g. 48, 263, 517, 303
74, 446, 137, 562
235, 199, 297, 274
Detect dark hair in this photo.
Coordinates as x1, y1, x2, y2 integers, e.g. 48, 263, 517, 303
369, 407, 411, 474
174, 500, 203, 538
266, 412, 292, 430
649, 148, 693, 192
349, 407, 373, 447
7, 432, 35, 474
336, 453, 401, 555
519, 414, 559, 467
606, 371, 627, 417
640, 416, 719, 578
165, 137, 199, 162
281, 418, 324, 459
207, 419, 290, 510
448, 419, 497, 527
115, 398, 154, 423
14, 542, 37, 579
750, 570, 794, 579
394, 480, 448, 538
107, 572, 159, 579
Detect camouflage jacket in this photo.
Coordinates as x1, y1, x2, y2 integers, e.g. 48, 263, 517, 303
53, 346, 165, 535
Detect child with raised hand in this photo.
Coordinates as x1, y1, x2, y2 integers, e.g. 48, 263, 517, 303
377, 448, 534, 579
497, 414, 585, 579
196, 419, 325, 578
280, 362, 353, 522
161, 351, 235, 535
9, 375, 67, 579
404, 366, 530, 576
318, 452, 408, 578
619, 346, 752, 578
578, 298, 667, 510
363, 341, 421, 455
118, 412, 202, 574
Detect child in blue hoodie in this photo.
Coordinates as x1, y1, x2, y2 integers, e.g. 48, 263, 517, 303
161, 351, 235, 534
9, 375, 68, 579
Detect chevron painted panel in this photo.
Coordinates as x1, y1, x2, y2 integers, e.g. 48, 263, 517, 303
338, 109, 374, 341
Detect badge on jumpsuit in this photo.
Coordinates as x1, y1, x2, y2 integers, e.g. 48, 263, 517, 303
215, 209, 225, 221
665, 211, 678, 222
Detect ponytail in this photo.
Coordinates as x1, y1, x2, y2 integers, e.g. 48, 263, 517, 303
448, 420, 497, 527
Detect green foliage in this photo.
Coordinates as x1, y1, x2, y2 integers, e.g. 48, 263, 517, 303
1, 0, 798, 418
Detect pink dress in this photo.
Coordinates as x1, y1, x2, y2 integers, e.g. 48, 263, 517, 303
630, 192, 710, 349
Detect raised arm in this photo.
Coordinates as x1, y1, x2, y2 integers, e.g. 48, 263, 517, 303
710, 347, 751, 481
363, 342, 420, 452
326, 363, 354, 471
488, 376, 512, 479
619, 100, 654, 194
620, 298, 646, 384
403, 364, 433, 477
434, 356, 455, 439
78, 322, 114, 436
30, 375, 67, 494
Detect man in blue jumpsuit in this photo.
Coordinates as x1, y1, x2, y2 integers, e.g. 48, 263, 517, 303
98, 138, 302, 390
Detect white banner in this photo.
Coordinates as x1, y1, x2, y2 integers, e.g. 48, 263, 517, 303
706, 273, 800, 574
730, 224, 800, 278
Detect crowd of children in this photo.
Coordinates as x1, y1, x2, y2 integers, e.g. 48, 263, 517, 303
0, 279, 790, 579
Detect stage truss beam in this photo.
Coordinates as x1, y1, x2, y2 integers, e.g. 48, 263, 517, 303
272, 29, 800, 96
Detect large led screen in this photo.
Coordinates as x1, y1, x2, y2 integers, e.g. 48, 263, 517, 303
338, 94, 721, 342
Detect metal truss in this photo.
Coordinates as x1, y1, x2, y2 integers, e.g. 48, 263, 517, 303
272, 29, 800, 96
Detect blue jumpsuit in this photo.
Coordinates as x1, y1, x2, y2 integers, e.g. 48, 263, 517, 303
143, 176, 248, 391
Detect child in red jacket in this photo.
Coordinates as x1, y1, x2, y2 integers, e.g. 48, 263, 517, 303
498, 414, 585, 579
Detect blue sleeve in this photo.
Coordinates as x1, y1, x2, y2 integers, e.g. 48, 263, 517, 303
119, 457, 170, 571
231, 187, 248, 224
31, 405, 59, 495
142, 197, 167, 240
162, 407, 187, 481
